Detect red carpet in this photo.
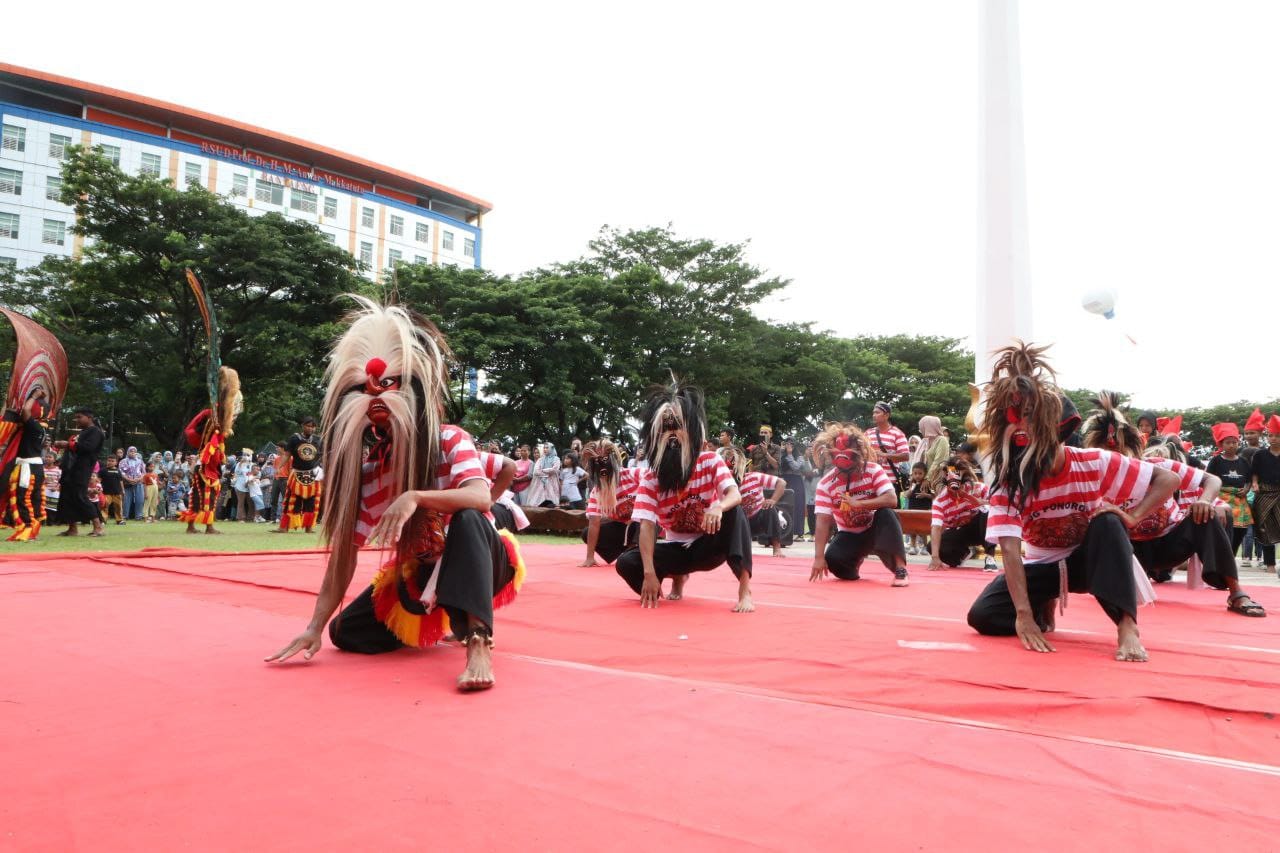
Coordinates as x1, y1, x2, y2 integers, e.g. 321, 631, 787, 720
2, 544, 1278, 850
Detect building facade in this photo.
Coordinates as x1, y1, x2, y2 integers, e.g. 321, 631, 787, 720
0, 64, 490, 275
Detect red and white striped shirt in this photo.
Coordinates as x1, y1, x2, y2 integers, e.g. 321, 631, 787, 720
815, 463, 896, 533
867, 425, 909, 465
987, 447, 1155, 563
739, 471, 782, 519
354, 425, 487, 548
585, 467, 641, 523
632, 451, 736, 543
1123, 458, 1203, 541
477, 451, 506, 485
930, 481, 989, 529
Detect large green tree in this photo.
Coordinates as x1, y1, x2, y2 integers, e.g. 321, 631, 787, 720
0, 147, 364, 450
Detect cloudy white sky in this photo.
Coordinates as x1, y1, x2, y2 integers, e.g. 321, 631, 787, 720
8, 0, 1278, 407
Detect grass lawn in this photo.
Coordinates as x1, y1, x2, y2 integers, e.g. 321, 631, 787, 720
0, 519, 577, 556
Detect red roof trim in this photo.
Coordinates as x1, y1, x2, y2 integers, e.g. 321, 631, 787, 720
0, 62, 492, 213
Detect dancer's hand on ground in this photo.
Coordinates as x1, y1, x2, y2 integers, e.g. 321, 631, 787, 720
265, 628, 322, 663
1015, 613, 1054, 653
640, 573, 662, 608
927, 557, 944, 571
809, 559, 829, 582
369, 492, 417, 546
577, 557, 599, 567
701, 505, 722, 535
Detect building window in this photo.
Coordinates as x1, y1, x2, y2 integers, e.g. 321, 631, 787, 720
389, 215, 404, 236
0, 212, 17, 239
42, 219, 66, 246
48, 133, 71, 160
361, 207, 375, 228
388, 248, 402, 266
97, 144, 121, 167
185, 162, 202, 186
442, 230, 454, 251
463, 237, 476, 258
0, 256, 15, 271
2, 125, 25, 153
290, 187, 318, 213
231, 173, 248, 197
323, 197, 337, 218
415, 222, 429, 243
0, 167, 20, 196
322, 231, 336, 244
140, 152, 162, 178
46, 175, 63, 202
414, 255, 429, 265
255, 179, 283, 205
359, 241, 373, 265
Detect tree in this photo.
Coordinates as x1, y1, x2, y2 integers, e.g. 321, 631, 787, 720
0, 147, 364, 450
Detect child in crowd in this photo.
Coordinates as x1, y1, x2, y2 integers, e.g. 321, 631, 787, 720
905, 461, 934, 555
559, 454, 588, 510
166, 477, 188, 518
142, 463, 160, 523
87, 473, 104, 514
247, 465, 267, 523
100, 456, 125, 524
42, 451, 61, 516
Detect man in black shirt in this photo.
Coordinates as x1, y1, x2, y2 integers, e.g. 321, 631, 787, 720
0, 389, 50, 540
99, 456, 125, 524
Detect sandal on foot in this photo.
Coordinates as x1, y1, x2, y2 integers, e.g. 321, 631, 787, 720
1228, 592, 1266, 617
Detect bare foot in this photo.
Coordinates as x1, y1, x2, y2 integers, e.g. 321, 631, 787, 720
205, 527, 222, 535
733, 590, 755, 613
457, 633, 495, 692
1115, 618, 1148, 662
667, 575, 687, 601
772, 548, 783, 558
56, 529, 78, 537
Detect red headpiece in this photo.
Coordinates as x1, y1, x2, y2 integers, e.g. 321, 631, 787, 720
1211, 422, 1240, 446
1158, 415, 1182, 436
1246, 408, 1266, 432
1269, 415, 1280, 436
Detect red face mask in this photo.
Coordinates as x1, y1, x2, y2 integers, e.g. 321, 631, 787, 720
363, 357, 402, 427
831, 435, 858, 471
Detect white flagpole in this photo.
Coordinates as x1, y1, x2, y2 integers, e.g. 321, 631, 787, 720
977, 0, 1033, 384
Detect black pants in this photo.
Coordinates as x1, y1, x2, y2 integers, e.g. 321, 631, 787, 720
491, 502, 517, 534
749, 506, 783, 545
967, 512, 1136, 635
329, 509, 511, 653
806, 504, 816, 537
1131, 515, 1237, 590
1230, 524, 1247, 555
939, 513, 995, 567
824, 508, 905, 580
615, 506, 752, 594
581, 519, 637, 564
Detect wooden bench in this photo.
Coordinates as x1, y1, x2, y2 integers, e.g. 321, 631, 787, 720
894, 509, 934, 537
522, 506, 588, 533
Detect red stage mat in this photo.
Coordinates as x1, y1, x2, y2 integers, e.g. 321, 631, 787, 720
2, 544, 1278, 850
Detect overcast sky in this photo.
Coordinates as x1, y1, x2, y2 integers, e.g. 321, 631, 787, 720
8, 1, 1278, 408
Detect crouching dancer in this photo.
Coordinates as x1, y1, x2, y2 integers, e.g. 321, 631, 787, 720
810, 422, 910, 586
267, 297, 525, 691
928, 455, 998, 571
966, 344, 1179, 662
580, 439, 640, 566
615, 381, 754, 611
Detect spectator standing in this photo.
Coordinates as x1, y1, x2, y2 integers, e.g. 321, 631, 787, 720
780, 438, 807, 543
100, 455, 125, 524
559, 454, 588, 509
233, 450, 254, 523
911, 416, 950, 483
246, 465, 268, 522
512, 445, 533, 505
142, 463, 160, 523
118, 446, 146, 521
43, 450, 61, 517
867, 402, 910, 495
270, 443, 290, 522
525, 442, 561, 508
749, 425, 782, 475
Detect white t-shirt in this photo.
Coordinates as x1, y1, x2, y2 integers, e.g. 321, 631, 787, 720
560, 466, 588, 501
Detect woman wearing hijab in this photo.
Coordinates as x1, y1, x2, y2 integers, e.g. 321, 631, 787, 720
911, 416, 950, 484
525, 442, 562, 508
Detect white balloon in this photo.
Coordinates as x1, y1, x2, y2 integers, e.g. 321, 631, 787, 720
1081, 289, 1116, 319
